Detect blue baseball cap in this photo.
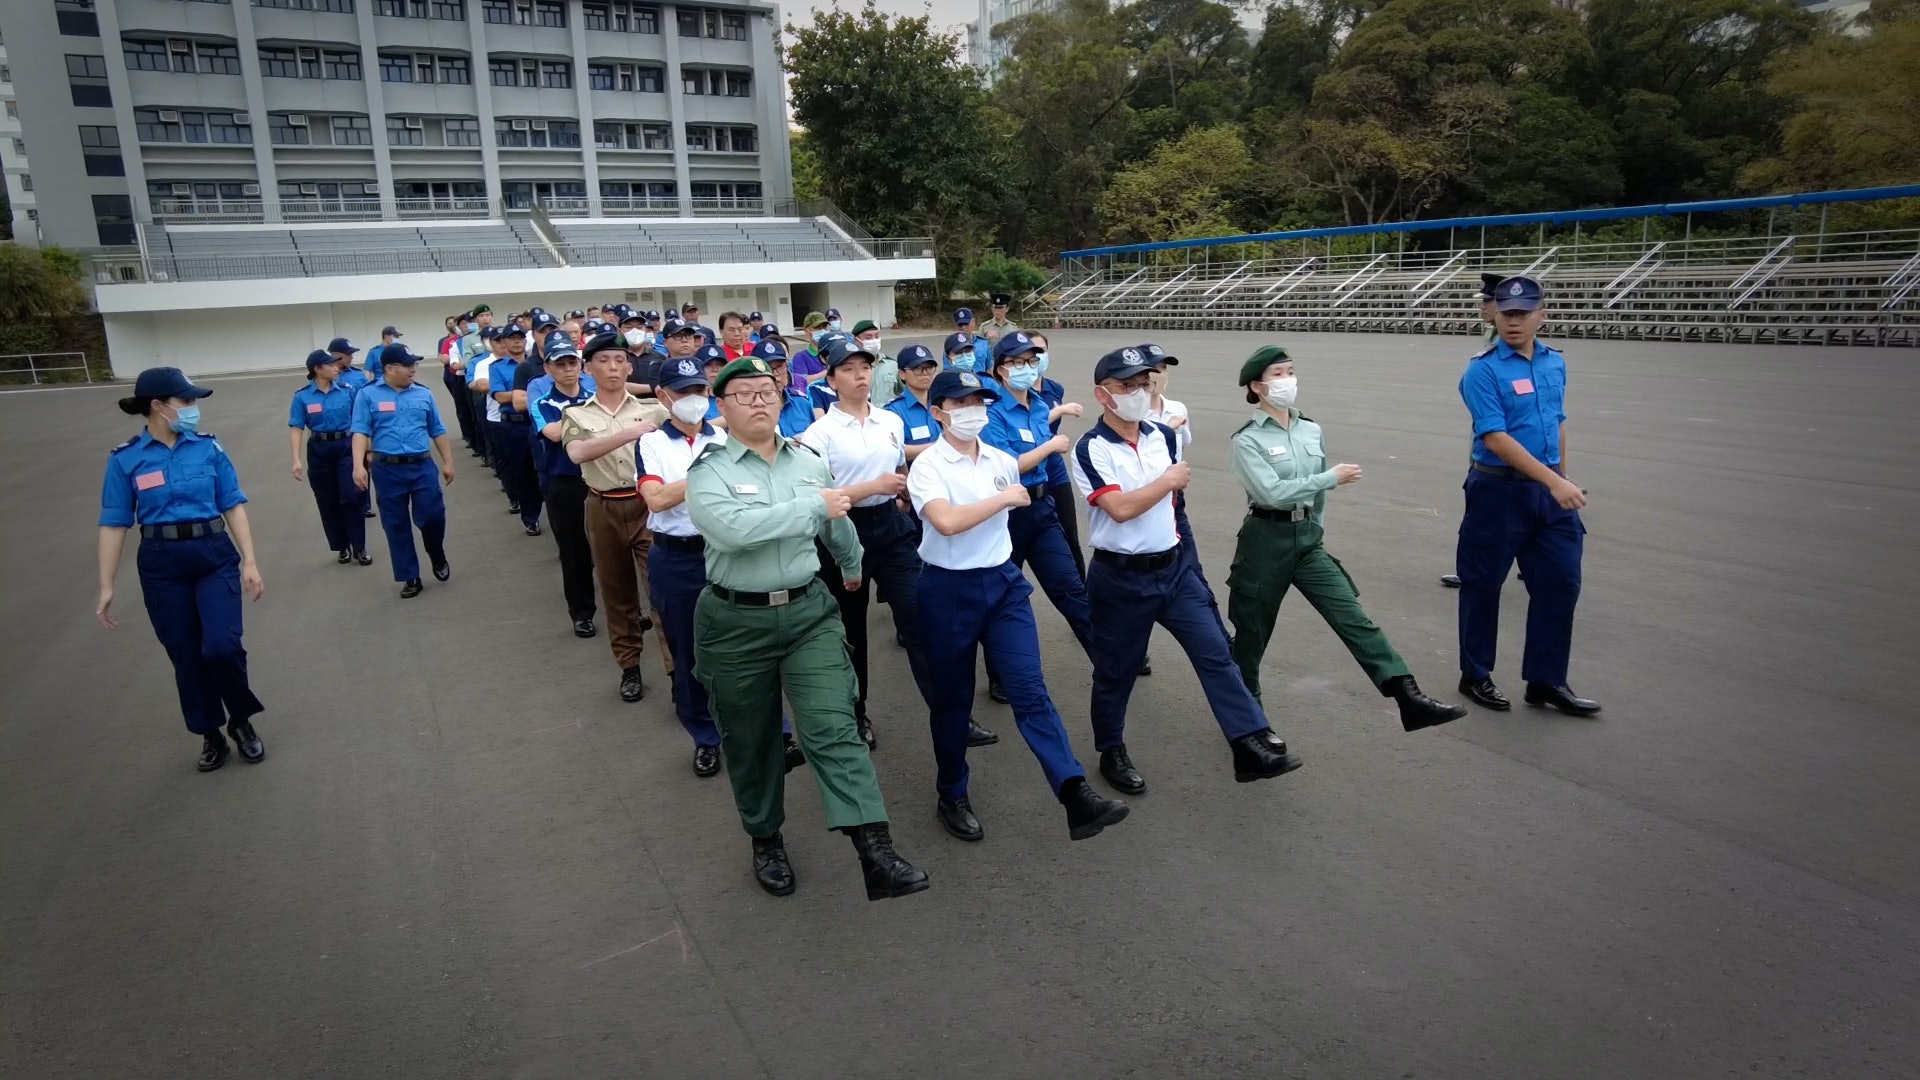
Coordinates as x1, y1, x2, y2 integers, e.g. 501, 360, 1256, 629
382, 344, 423, 366
566, 309, 586, 321
751, 337, 789, 363
304, 350, 334, 372
824, 337, 875, 369
497, 324, 527, 339
380, 325, 403, 338
1136, 343, 1177, 366
326, 337, 359, 355
943, 332, 975, 358
693, 343, 727, 368
532, 310, 560, 330
1093, 346, 1158, 384
614, 304, 643, 325
661, 316, 699, 338
825, 307, 841, 321
1493, 275, 1543, 312
953, 307, 974, 326
896, 343, 937, 370
543, 331, 580, 360
748, 310, 763, 321
758, 323, 782, 338
657, 354, 711, 391
993, 330, 1041, 361
928, 369, 999, 408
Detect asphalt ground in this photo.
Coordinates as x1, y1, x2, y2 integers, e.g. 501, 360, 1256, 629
2, 329, 1917, 1079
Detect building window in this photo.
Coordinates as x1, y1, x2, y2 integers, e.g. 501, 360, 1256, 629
57, 0, 100, 37
583, 3, 608, 30
588, 63, 612, 90
260, 48, 296, 77
676, 8, 700, 36
123, 39, 171, 71
539, 60, 570, 88
85, 153, 126, 176
66, 54, 108, 79
377, 0, 465, 18
721, 11, 745, 39
496, 119, 527, 147
253, 0, 355, 10
726, 71, 750, 97
494, 119, 579, 148
438, 56, 471, 83
196, 42, 242, 74
20, 174, 32, 192
387, 116, 424, 145
685, 124, 756, 152
489, 58, 518, 86
534, 0, 564, 25
209, 112, 251, 143
330, 115, 372, 145
682, 68, 704, 95
481, 0, 510, 22
379, 53, 413, 81
11, 138, 24, 154
94, 194, 136, 246
68, 54, 114, 105
135, 107, 182, 141
324, 50, 361, 80
443, 117, 480, 145
684, 124, 709, 150
269, 113, 312, 144
691, 180, 761, 207
593, 120, 671, 150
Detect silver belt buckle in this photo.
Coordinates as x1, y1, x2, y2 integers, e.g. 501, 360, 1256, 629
766, 588, 790, 607
1289, 508, 1307, 522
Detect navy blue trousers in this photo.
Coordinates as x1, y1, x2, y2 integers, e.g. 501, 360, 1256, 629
1007, 495, 1094, 655
305, 438, 366, 555
647, 540, 722, 749
372, 459, 447, 582
919, 563, 1083, 801
137, 533, 264, 735
819, 504, 938, 719
493, 419, 542, 527
1087, 555, 1269, 751
1455, 469, 1584, 685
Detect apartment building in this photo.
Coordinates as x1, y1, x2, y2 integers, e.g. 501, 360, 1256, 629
0, 0, 793, 249
0, 33, 39, 242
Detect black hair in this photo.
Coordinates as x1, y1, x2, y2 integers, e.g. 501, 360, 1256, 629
118, 395, 155, 416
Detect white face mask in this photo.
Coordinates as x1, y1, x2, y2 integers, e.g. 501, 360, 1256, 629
624, 328, 645, 346
670, 393, 710, 425
943, 405, 990, 441
859, 336, 882, 353
1263, 376, 1298, 410
1107, 387, 1152, 423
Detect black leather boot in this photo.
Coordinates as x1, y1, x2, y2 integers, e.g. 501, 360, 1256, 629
936, 796, 983, 842
1229, 730, 1303, 782
1459, 675, 1510, 711
846, 823, 929, 901
1098, 745, 1145, 794
1060, 777, 1129, 841
227, 718, 265, 763
751, 833, 795, 896
197, 732, 230, 773
1384, 675, 1468, 732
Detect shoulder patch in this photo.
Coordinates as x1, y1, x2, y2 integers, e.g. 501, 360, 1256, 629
1469, 343, 1498, 361
1294, 413, 1314, 425
1232, 418, 1260, 438
111, 434, 139, 454
688, 442, 727, 470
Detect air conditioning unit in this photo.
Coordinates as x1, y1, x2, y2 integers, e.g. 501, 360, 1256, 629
299, 183, 318, 195
298, 47, 318, 61
241, 183, 261, 195
157, 109, 181, 122
231, 113, 249, 125
529, 119, 548, 130
168, 39, 190, 52
287, 113, 308, 126
510, 119, 529, 131
404, 116, 423, 129
364, 184, 378, 194
170, 183, 191, 196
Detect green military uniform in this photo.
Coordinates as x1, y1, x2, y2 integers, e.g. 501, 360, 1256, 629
1224, 386, 1410, 705
851, 321, 899, 405
979, 316, 1019, 349
685, 361, 889, 839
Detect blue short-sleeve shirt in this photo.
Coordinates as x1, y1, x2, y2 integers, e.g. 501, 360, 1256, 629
884, 392, 940, 446
983, 390, 1052, 486
351, 382, 446, 455
288, 379, 356, 433
1459, 340, 1568, 468
487, 357, 524, 415
531, 377, 596, 481
100, 429, 248, 527
777, 386, 814, 438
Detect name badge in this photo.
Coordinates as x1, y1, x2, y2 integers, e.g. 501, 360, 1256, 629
1268, 445, 1288, 457
733, 484, 760, 495
1019, 428, 1035, 443
306, 403, 324, 414
135, 470, 167, 491
910, 425, 930, 441
1512, 378, 1535, 395
378, 400, 398, 412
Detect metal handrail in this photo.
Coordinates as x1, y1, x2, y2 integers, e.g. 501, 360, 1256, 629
1727, 236, 1798, 309
1603, 242, 1667, 293
1728, 236, 1797, 294
1052, 268, 1112, 308
1882, 250, 1920, 310
1605, 244, 1668, 309
1331, 255, 1387, 302
1519, 246, 1560, 280
1203, 265, 1250, 301
1406, 251, 1467, 307
0, 352, 91, 386
1141, 264, 1199, 305
1261, 258, 1321, 305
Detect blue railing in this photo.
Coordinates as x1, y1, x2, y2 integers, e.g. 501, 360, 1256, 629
1061, 185, 1920, 259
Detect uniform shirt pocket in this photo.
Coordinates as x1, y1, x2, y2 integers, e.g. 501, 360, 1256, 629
1535, 370, 1568, 424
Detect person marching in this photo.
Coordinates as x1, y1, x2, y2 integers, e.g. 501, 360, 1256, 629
1025, 332, 1088, 580
329, 336, 369, 390
636, 354, 730, 776
98, 368, 268, 772
351, 344, 456, 599
799, 337, 988, 752
529, 331, 600, 639
561, 328, 662, 704
288, 348, 370, 566
489, 325, 544, 536
883, 344, 943, 462
1455, 277, 1601, 717
1441, 272, 1510, 590
1226, 346, 1468, 732
851, 320, 898, 406
686, 355, 930, 902
1071, 347, 1303, 794
756, 336, 815, 437
909, 369, 1131, 843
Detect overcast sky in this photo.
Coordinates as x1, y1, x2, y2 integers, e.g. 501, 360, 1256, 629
794, 0, 981, 48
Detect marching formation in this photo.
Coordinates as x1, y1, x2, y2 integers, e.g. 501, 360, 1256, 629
95, 279, 1602, 902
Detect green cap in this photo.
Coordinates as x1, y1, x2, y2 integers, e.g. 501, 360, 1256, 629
1238, 345, 1290, 386
470, 303, 493, 316
851, 319, 878, 336
713, 355, 778, 397
801, 311, 828, 329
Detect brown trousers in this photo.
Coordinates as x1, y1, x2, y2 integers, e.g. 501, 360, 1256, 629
585, 492, 672, 674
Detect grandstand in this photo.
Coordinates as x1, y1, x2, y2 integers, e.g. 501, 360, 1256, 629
1039, 187, 1920, 347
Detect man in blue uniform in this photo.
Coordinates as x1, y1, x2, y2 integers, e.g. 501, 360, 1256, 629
351, 345, 457, 598
365, 326, 402, 387
489, 327, 543, 536
288, 348, 369, 565
1454, 276, 1600, 716
754, 337, 814, 437
531, 331, 599, 638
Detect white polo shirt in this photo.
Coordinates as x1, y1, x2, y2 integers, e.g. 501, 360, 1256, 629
1147, 397, 1192, 454
1070, 418, 1182, 555
907, 436, 1018, 570
798, 404, 906, 508
637, 421, 727, 537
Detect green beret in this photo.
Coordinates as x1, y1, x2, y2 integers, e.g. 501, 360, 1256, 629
1238, 345, 1290, 386
470, 303, 493, 316
713, 356, 777, 397
851, 319, 878, 336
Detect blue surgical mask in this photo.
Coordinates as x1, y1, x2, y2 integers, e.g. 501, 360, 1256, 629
1035, 351, 1050, 376
828, 320, 842, 331
812, 329, 828, 345
166, 403, 201, 436
948, 354, 975, 373
1005, 365, 1039, 391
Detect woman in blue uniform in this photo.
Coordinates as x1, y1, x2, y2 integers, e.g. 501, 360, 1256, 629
289, 349, 371, 565
97, 367, 268, 772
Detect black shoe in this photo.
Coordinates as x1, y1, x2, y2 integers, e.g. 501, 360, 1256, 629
1230, 729, 1304, 783
965, 720, 999, 747
1459, 675, 1510, 711
784, 733, 805, 774
400, 578, 423, 598
846, 823, 930, 901
431, 560, 451, 582
1138, 654, 1152, 676
693, 745, 721, 777
936, 796, 984, 842
336, 549, 352, 564
619, 665, 646, 702
1440, 574, 1462, 588
856, 715, 877, 751
1099, 745, 1146, 794
1060, 777, 1129, 841
524, 523, 542, 537
1384, 674, 1468, 732
197, 732, 230, 772
572, 619, 597, 638
353, 550, 373, 566
751, 833, 795, 897
507, 501, 521, 515
227, 718, 265, 764
987, 679, 1009, 705
1524, 682, 1602, 717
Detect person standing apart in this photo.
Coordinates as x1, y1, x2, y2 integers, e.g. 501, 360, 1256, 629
288, 349, 370, 566
910, 370, 1130, 843
530, 332, 599, 639
98, 368, 267, 771
1442, 272, 1509, 590
562, 329, 662, 704
1225, 346, 1467, 732
351, 345, 456, 599
1071, 347, 1303, 794
687, 356, 929, 902
978, 292, 1019, 349
1455, 277, 1600, 716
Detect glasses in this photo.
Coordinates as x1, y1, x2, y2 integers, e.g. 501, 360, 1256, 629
724, 390, 780, 406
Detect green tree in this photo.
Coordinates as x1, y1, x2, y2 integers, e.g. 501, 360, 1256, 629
1116, 0, 1251, 156
1097, 124, 1252, 242
960, 251, 1050, 300
789, 130, 824, 202
0, 243, 89, 321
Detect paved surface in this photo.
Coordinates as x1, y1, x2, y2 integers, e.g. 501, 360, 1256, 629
3, 331, 1918, 1079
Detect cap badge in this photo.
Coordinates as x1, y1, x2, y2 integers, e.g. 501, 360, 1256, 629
1147, 345, 1163, 356
679, 359, 699, 376
751, 359, 769, 372
1122, 348, 1141, 363
1510, 282, 1524, 296
960, 373, 980, 388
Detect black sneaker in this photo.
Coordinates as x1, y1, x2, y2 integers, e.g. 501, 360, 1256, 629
619, 665, 646, 702
336, 549, 352, 564
353, 550, 373, 566
524, 523, 542, 537
197, 732, 231, 772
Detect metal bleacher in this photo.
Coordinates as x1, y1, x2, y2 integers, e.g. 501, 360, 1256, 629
1040, 187, 1920, 347
552, 218, 871, 267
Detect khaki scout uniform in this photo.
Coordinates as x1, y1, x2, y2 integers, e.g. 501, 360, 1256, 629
560, 392, 670, 676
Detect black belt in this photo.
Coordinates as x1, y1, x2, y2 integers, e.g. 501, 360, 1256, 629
590, 487, 639, 499
140, 518, 226, 540
848, 501, 900, 520
372, 452, 428, 464
709, 579, 818, 607
653, 532, 706, 553
1249, 505, 1312, 523
502, 413, 530, 424
1024, 483, 1049, 502
1471, 461, 1559, 482
309, 431, 350, 442
1092, 546, 1179, 572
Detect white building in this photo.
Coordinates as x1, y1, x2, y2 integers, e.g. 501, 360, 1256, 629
0, 34, 37, 243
